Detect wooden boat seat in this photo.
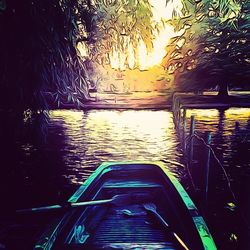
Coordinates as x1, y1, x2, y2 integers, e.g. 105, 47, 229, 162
103, 179, 162, 188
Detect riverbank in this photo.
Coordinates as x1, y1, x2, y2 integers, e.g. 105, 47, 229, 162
85, 91, 173, 109
172, 91, 250, 109
46, 90, 250, 110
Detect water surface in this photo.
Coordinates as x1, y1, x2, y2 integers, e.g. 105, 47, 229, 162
1, 108, 249, 249
48, 109, 184, 185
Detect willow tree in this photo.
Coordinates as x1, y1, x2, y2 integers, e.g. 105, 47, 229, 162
85, 0, 155, 69
163, 0, 250, 97
0, 0, 93, 113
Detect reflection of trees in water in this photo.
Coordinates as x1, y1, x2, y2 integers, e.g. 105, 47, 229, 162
232, 120, 250, 168
232, 120, 250, 249
203, 109, 250, 249
211, 109, 250, 185
210, 109, 250, 197
208, 109, 226, 189
0, 111, 74, 249
0, 111, 68, 213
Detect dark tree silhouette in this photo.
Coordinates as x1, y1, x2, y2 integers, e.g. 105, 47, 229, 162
0, 0, 93, 113
163, 0, 250, 97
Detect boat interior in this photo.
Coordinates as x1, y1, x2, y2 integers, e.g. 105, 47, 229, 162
48, 163, 205, 250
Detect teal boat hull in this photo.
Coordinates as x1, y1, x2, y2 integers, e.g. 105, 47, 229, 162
35, 161, 217, 250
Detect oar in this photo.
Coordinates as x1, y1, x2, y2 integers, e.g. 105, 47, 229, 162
143, 203, 190, 250
17, 194, 132, 214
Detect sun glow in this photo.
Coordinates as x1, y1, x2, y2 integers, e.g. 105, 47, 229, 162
77, 42, 88, 60
127, 41, 135, 69
138, 24, 176, 70
138, 37, 148, 70
108, 0, 183, 70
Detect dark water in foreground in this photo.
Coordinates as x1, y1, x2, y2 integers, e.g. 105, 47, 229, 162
185, 108, 250, 249
0, 108, 249, 249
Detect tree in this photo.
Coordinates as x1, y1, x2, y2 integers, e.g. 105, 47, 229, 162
0, 0, 93, 112
86, 0, 155, 69
163, 0, 250, 96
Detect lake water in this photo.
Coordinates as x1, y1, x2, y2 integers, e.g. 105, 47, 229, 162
48, 110, 184, 184
185, 108, 250, 250
0, 108, 249, 249
185, 108, 250, 197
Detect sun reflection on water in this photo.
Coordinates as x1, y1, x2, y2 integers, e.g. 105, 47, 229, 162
49, 110, 182, 184
186, 109, 219, 120
48, 108, 250, 186
225, 108, 250, 120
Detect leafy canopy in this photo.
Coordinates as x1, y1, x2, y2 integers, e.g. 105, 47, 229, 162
163, 0, 250, 92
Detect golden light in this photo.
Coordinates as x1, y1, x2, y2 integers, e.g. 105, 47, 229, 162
150, 0, 183, 21
76, 0, 184, 70
127, 39, 135, 69
186, 109, 219, 120
225, 108, 250, 120
138, 37, 148, 70
187, 108, 250, 121
109, 46, 120, 70
84, 110, 176, 157
185, 109, 220, 134
108, 0, 184, 70
49, 110, 84, 137
49, 110, 182, 184
77, 42, 88, 60
136, 24, 175, 70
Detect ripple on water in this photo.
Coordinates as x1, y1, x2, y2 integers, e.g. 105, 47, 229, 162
47, 108, 250, 186
48, 109, 183, 184
186, 108, 250, 176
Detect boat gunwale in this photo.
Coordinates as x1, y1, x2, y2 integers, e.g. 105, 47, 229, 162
36, 161, 217, 250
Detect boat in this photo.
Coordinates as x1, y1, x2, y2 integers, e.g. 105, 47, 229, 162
34, 161, 217, 250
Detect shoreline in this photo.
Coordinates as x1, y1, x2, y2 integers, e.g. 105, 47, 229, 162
47, 91, 250, 110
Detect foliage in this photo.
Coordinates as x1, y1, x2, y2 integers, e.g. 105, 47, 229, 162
86, 0, 154, 68
163, 0, 250, 93
0, 0, 94, 112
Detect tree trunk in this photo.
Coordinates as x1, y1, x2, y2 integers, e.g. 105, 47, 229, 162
217, 82, 229, 99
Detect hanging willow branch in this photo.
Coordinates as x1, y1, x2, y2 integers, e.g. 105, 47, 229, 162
0, 0, 95, 111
